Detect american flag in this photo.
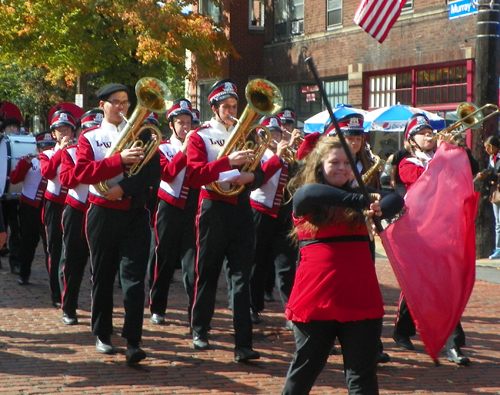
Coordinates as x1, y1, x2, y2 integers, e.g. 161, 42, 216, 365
354, 0, 407, 43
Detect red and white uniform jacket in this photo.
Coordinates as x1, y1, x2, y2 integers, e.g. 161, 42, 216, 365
157, 137, 194, 209
9, 157, 47, 208
250, 149, 289, 218
398, 151, 434, 190
187, 119, 239, 205
39, 146, 68, 205
60, 145, 89, 212
74, 119, 130, 210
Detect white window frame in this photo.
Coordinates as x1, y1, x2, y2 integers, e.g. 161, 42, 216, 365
249, 0, 265, 30
327, 0, 343, 29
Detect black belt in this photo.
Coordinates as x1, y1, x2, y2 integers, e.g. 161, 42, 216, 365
299, 235, 370, 248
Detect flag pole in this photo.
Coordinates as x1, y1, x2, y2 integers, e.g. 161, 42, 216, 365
305, 57, 383, 233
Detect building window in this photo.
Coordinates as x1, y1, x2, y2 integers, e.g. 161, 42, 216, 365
250, 0, 265, 29
327, 0, 342, 28
416, 66, 467, 105
197, 79, 218, 123
199, 0, 222, 23
324, 80, 349, 107
368, 65, 468, 109
274, 0, 304, 39
402, 0, 413, 12
369, 74, 412, 108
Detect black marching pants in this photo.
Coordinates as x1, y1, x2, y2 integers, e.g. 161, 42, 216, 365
61, 205, 89, 316
18, 201, 47, 280
282, 318, 382, 395
149, 192, 198, 317
192, 198, 255, 348
395, 294, 466, 349
251, 208, 297, 313
86, 204, 151, 342
43, 200, 64, 302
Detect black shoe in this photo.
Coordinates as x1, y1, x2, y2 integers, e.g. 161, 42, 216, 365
126, 341, 147, 365
377, 352, 391, 364
447, 346, 470, 365
234, 347, 260, 362
250, 310, 261, 324
52, 295, 61, 309
150, 313, 165, 325
393, 332, 415, 350
17, 277, 29, 285
95, 336, 114, 354
10, 265, 20, 275
263, 292, 275, 303
193, 332, 209, 350
61, 313, 78, 325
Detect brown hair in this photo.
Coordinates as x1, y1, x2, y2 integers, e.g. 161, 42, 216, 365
288, 136, 364, 240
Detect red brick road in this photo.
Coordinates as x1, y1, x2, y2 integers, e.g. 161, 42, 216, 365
0, 239, 499, 394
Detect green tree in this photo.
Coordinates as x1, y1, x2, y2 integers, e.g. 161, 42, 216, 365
0, 0, 235, 120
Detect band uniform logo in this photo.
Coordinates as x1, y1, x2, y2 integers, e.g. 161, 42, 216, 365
180, 101, 189, 110
208, 138, 225, 147
347, 117, 361, 127
224, 82, 235, 94
96, 140, 112, 148
269, 118, 279, 128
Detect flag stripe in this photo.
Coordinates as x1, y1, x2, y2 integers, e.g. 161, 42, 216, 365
354, 0, 407, 43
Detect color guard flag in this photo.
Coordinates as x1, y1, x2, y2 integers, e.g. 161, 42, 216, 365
354, 0, 407, 43
379, 142, 478, 362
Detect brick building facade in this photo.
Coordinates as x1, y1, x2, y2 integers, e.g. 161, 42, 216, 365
190, 0, 482, 139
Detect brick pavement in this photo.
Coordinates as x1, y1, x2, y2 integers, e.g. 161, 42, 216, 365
0, 238, 499, 394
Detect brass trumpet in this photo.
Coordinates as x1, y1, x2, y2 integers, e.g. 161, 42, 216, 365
95, 77, 173, 193
209, 78, 283, 197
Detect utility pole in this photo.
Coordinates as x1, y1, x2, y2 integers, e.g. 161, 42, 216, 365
473, 0, 500, 258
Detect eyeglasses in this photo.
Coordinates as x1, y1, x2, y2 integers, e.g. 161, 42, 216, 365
105, 100, 131, 108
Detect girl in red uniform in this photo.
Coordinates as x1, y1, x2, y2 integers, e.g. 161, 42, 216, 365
282, 137, 403, 395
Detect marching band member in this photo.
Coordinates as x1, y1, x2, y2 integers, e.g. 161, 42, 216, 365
74, 83, 160, 365
186, 78, 264, 362
149, 99, 199, 327
9, 131, 54, 285
59, 109, 103, 325
249, 115, 297, 328
393, 113, 470, 365
282, 136, 403, 395
40, 111, 76, 307
1, 117, 23, 274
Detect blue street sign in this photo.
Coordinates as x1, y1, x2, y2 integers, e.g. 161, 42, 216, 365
449, 0, 478, 19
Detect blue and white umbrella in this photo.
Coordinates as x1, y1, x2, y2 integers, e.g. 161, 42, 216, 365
364, 104, 446, 133
303, 104, 368, 134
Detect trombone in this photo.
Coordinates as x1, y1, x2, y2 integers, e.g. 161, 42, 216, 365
434, 102, 500, 139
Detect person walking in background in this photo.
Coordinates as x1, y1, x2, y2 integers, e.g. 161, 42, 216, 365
476, 135, 500, 259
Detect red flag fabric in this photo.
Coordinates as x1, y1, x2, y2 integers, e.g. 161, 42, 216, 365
379, 142, 478, 361
354, 0, 407, 43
